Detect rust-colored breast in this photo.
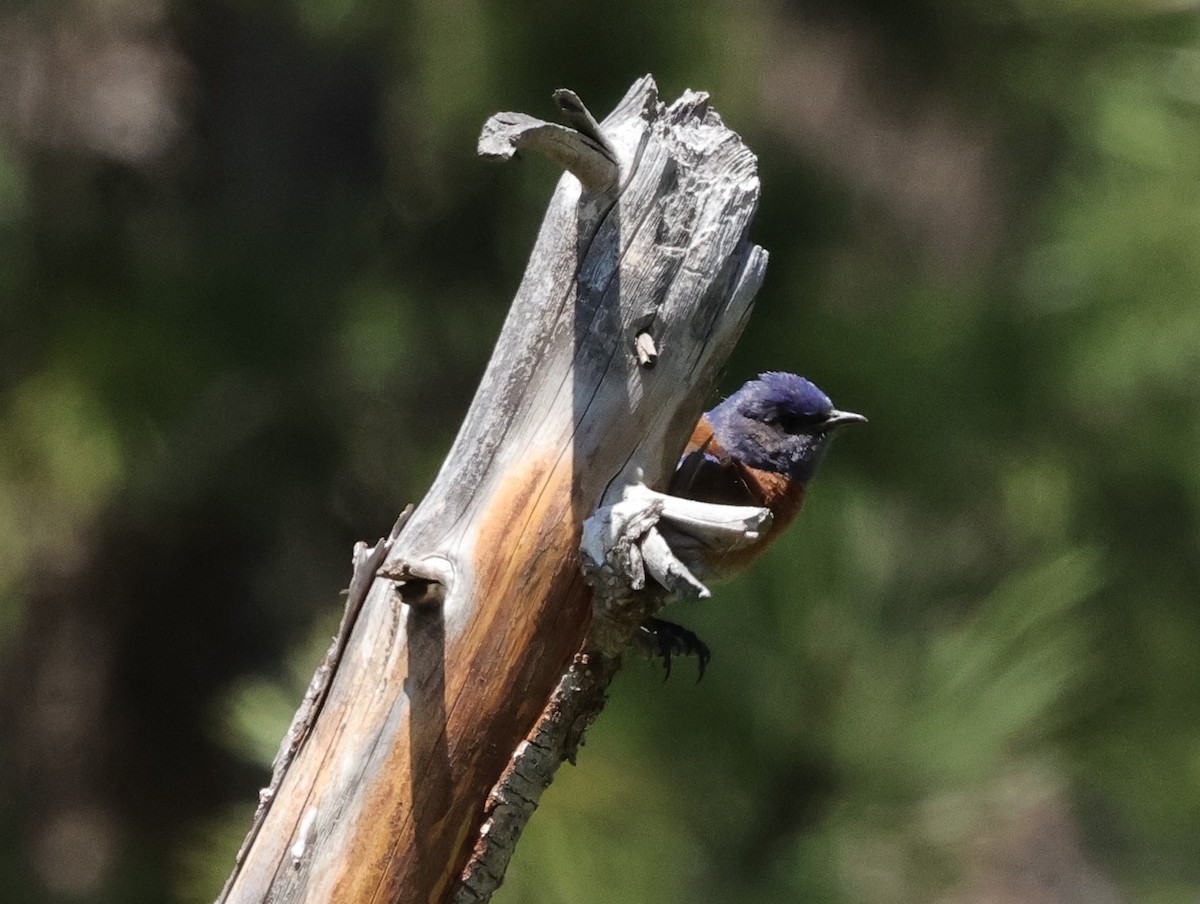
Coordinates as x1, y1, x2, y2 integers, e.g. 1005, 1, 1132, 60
670, 415, 808, 579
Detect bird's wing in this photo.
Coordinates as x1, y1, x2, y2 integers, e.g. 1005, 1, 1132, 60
670, 419, 757, 507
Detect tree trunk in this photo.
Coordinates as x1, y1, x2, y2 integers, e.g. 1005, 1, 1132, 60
217, 74, 766, 904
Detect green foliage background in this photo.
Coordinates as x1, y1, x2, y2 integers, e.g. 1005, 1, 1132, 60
3, 1, 1199, 901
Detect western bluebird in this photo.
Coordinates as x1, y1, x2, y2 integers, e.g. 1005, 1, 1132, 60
641, 371, 866, 675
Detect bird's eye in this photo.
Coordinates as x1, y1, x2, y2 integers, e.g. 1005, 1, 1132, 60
780, 411, 824, 433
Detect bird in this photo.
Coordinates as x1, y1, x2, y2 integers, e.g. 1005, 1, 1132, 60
640, 371, 866, 677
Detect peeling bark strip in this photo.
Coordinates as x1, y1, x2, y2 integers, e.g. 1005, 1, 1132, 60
453, 650, 622, 904
218, 75, 766, 904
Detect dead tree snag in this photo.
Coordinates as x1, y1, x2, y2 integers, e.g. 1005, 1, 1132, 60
218, 75, 766, 904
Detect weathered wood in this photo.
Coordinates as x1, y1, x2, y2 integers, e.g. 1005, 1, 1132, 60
218, 75, 766, 904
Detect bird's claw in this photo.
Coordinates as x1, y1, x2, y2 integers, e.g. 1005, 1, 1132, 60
636, 617, 711, 680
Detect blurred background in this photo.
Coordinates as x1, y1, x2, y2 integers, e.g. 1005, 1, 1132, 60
2, 0, 1199, 901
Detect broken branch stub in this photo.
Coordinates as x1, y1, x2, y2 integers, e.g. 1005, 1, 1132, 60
218, 75, 766, 904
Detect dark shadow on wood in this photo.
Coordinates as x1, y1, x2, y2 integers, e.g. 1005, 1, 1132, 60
574, 186, 625, 551
405, 601, 451, 900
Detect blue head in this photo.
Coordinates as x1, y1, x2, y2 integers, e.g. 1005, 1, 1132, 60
705, 372, 866, 481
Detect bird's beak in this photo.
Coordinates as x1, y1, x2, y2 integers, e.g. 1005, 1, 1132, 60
824, 410, 868, 430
